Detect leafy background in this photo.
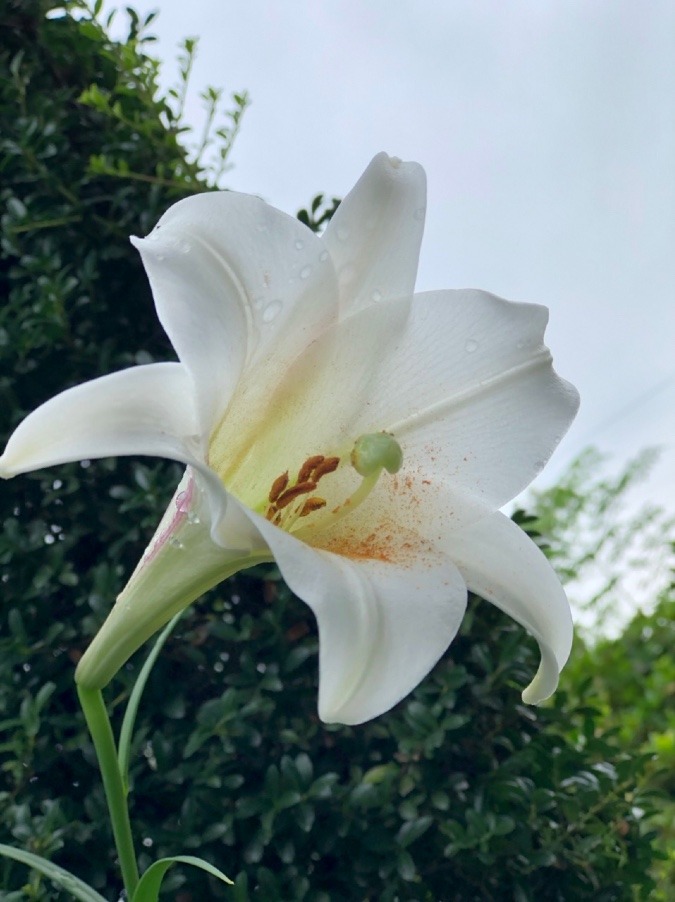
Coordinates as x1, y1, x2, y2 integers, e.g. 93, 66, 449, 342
0, 2, 672, 899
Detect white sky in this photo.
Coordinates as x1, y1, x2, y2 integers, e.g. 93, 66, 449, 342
105, 0, 675, 514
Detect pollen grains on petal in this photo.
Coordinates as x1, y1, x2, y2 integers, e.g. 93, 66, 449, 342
316, 516, 435, 569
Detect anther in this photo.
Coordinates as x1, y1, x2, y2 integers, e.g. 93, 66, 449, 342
298, 455, 325, 483
269, 471, 289, 503
312, 456, 340, 480
299, 497, 327, 517
275, 481, 317, 510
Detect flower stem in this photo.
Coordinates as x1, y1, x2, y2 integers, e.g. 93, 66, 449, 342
77, 685, 139, 898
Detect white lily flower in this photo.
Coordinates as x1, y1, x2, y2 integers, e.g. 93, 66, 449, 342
0, 153, 579, 725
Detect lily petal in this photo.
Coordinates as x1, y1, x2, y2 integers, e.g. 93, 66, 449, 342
132, 191, 340, 434
323, 152, 426, 315
349, 289, 580, 510
244, 509, 467, 725
0, 364, 198, 477
449, 511, 573, 704
218, 290, 575, 532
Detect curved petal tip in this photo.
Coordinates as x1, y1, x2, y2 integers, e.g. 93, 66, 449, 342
521, 645, 564, 705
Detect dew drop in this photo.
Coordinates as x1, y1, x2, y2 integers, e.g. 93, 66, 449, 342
337, 226, 350, 241
414, 207, 426, 222
294, 239, 304, 250
142, 837, 154, 848
319, 250, 329, 262
187, 511, 201, 525
44, 534, 55, 545
52, 479, 62, 490
371, 289, 383, 302
262, 299, 283, 322
175, 491, 190, 512
299, 264, 312, 279
168, 536, 184, 550
465, 338, 479, 353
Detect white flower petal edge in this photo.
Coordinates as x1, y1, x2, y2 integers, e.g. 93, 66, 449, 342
131, 189, 340, 433
322, 152, 427, 314
0, 364, 198, 477
222, 498, 469, 726
449, 511, 573, 704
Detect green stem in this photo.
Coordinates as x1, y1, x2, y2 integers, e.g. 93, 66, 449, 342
77, 685, 139, 898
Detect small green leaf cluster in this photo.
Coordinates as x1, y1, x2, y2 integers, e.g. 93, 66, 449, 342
0, 3, 667, 899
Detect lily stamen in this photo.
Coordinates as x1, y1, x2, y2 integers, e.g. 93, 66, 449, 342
291, 433, 403, 540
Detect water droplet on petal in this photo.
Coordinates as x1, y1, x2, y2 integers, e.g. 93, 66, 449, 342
299, 264, 312, 279
294, 239, 304, 250
168, 536, 184, 549
465, 338, 479, 353
371, 289, 383, 302
187, 511, 201, 525
337, 226, 350, 241
414, 207, 426, 222
262, 299, 283, 322
176, 491, 190, 512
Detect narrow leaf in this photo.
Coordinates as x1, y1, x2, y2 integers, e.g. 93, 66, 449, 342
132, 855, 233, 902
0, 845, 107, 902
118, 611, 183, 794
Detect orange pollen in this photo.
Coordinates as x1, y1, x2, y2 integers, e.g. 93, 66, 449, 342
268, 471, 289, 503
299, 497, 327, 517
297, 455, 325, 483
275, 481, 317, 510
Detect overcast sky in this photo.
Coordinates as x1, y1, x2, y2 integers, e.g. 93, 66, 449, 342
105, 0, 675, 514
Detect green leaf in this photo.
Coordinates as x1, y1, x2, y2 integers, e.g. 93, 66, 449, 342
132, 855, 233, 902
0, 844, 107, 902
118, 611, 183, 794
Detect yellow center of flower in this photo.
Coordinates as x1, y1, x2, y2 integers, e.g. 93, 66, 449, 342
261, 433, 403, 539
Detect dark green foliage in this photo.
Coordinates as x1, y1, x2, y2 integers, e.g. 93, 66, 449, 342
564, 584, 675, 900
0, 3, 666, 899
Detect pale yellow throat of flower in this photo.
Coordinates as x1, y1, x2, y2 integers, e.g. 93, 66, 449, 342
213, 431, 405, 546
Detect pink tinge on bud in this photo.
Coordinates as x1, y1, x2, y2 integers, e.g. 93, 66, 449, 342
143, 470, 195, 564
